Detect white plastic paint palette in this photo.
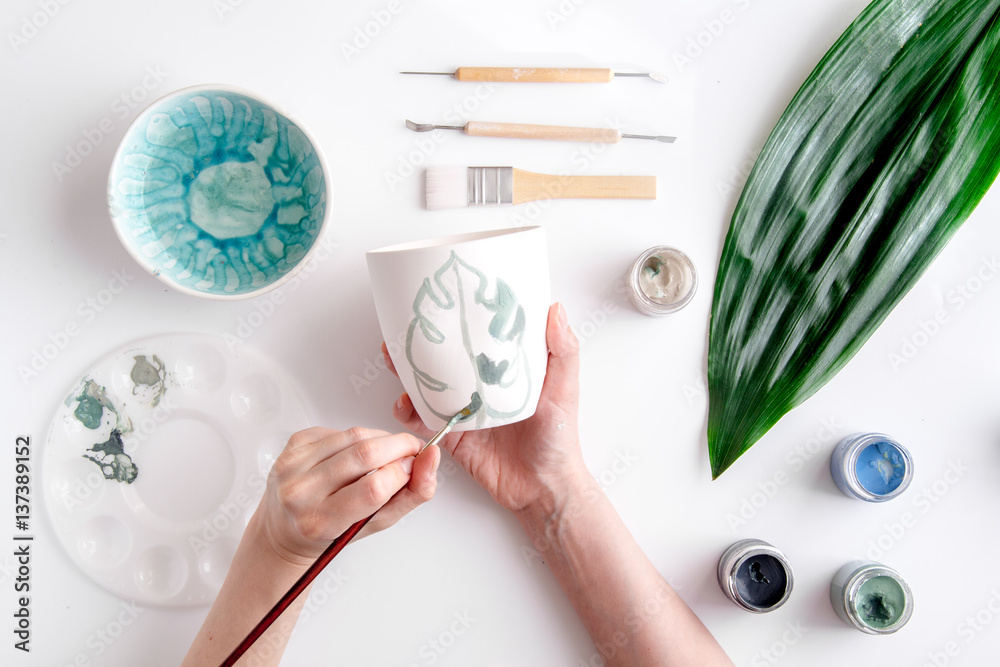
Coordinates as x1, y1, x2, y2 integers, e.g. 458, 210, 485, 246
42, 334, 310, 607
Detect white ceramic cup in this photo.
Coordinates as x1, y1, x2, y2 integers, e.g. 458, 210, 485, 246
367, 226, 550, 431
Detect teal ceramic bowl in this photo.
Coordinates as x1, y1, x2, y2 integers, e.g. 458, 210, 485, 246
108, 84, 330, 299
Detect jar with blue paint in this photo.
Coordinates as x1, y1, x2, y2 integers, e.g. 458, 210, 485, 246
830, 433, 913, 502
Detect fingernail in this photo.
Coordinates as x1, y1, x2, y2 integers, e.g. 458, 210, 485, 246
395, 396, 404, 412
401, 456, 414, 475
556, 302, 568, 329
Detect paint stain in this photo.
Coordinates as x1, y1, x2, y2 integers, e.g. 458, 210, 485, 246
861, 593, 895, 625
82, 429, 139, 484
73, 379, 130, 432
406, 251, 531, 427
639, 253, 694, 305
750, 561, 770, 585
130, 354, 167, 406
476, 354, 510, 385
734, 555, 788, 610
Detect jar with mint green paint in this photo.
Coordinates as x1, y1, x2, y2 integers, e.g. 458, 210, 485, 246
830, 560, 914, 634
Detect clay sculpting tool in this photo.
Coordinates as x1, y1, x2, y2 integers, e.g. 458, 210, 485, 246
401, 67, 667, 83
406, 119, 675, 144
425, 166, 657, 210
218, 396, 482, 667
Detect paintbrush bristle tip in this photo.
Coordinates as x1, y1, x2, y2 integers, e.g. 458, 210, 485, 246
425, 166, 468, 210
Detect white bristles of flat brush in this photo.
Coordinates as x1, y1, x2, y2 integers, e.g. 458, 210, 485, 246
425, 166, 469, 210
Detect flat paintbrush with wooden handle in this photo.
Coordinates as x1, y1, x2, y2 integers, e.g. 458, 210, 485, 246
425, 166, 657, 210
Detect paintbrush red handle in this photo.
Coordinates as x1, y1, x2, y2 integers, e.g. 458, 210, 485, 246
219, 513, 374, 667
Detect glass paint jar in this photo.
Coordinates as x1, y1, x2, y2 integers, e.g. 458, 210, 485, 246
830, 560, 914, 634
830, 432, 913, 502
626, 246, 698, 316
718, 539, 794, 613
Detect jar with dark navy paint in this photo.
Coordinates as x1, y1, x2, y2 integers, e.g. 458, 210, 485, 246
718, 539, 794, 613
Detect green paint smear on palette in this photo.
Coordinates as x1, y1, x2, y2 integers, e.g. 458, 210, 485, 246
855, 576, 907, 629
83, 430, 139, 484
130, 354, 166, 407
71, 379, 138, 484
73, 379, 130, 432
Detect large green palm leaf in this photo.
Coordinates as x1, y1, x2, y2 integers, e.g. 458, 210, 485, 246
708, 0, 1000, 478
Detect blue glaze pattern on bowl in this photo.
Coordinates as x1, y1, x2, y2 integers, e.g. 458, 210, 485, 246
108, 87, 328, 298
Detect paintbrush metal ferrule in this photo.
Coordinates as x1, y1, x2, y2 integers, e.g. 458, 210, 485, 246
423, 418, 458, 451
468, 166, 513, 206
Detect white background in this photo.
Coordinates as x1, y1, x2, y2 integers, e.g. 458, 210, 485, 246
3, 0, 999, 665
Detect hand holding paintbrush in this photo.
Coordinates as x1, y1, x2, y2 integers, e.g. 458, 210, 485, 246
209, 400, 481, 667
179, 422, 456, 667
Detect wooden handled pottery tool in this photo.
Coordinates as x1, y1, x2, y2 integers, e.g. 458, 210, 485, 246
401, 66, 667, 83
218, 397, 482, 667
425, 166, 657, 210
406, 119, 675, 144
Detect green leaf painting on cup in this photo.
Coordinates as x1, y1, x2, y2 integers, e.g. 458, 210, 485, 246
406, 251, 531, 428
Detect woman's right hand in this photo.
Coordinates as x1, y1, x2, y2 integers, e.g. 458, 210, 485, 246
258, 426, 440, 566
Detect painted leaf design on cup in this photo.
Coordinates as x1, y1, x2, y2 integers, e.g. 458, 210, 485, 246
406, 251, 531, 428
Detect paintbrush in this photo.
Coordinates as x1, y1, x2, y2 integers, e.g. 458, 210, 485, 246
425, 166, 656, 210
401, 67, 667, 83
218, 395, 482, 667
